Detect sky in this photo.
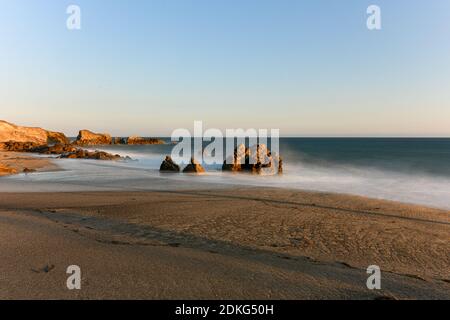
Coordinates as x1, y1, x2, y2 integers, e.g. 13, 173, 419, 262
1, 0, 450, 137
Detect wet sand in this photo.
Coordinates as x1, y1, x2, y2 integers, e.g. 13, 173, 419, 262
0, 152, 59, 176
0, 189, 449, 299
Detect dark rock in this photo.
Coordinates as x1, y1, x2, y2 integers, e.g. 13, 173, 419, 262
127, 136, 165, 145
1, 141, 44, 152
113, 137, 127, 144
59, 149, 121, 161
160, 156, 180, 172
183, 158, 205, 173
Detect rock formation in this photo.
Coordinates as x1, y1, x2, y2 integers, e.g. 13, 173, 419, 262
0, 120, 68, 146
47, 131, 69, 144
222, 143, 282, 175
32, 143, 78, 155
183, 158, 205, 173
0, 164, 17, 175
0, 141, 43, 152
73, 130, 112, 145
160, 156, 180, 172
113, 137, 127, 144
59, 149, 122, 160
126, 136, 165, 145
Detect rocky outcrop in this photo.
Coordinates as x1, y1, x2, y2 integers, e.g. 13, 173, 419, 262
59, 149, 122, 160
222, 144, 282, 175
73, 130, 112, 145
47, 131, 69, 145
0, 164, 17, 175
32, 143, 78, 155
1, 141, 123, 161
183, 158, 205, 173
0, 120, 68, 146
126, 136, 165, 145
0, 141, 43, 152
113, 137, 127, 144
160, 156, 180, 172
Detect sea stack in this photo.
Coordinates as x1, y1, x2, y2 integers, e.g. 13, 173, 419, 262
182, 158, 205, 173
160, 156, 180, 172
73, 130, 112, 145
222, 143, 282, 175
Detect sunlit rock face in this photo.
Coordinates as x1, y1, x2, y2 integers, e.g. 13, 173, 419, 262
0, 120, 68, 146
222, 143, 282, 175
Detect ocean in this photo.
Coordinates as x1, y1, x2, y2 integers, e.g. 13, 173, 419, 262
2, 138, 450, 209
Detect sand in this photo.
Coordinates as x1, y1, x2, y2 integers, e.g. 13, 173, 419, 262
0, 151, 59, 176
0, 151, 449, 299
0, 188, 449, 299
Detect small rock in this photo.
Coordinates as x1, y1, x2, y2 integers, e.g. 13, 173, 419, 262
160, 156, 180, 172
183, 157, 205, 173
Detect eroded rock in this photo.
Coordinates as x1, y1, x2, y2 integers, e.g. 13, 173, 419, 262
0, 120, 68, 146
222, 143, 282, 175
183, 158, 205, 173
160, 156, 180, 172
73, 130, 112, 145
127, 136, 165, 145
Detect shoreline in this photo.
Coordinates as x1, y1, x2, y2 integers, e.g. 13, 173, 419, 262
0, 151, 60, 176
0, 188, 449, 299
1, 149, 450, 211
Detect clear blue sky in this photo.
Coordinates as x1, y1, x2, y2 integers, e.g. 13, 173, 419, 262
1, 0, 449, 136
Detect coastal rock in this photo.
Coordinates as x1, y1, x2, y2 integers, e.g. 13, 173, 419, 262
0, 141, 43, 152
59, 149, 121, 160
23, 167, 36, 173
0, 120, 68, 146
32, 143, 78, 155
113, 137, 127, 145
160, 156, 180, 172
73, 130, 112, 145
0, 164, 17, 175
127, 136, 165, 145
222, 143, 282, 175
183, 158, 205, 173
47, 131, 69, 145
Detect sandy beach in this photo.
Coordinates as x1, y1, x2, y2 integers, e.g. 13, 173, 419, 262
0, 151, 59, 176
1, 184, 449, 299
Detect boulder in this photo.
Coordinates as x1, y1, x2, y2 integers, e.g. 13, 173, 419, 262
183, 158, 205, 173
127, 136, 165, 145
73, 130, 112, 145
23, 167, 36, 173
222, 143, 282, 175
159, 156, 180, 172
0, 120, 68, 146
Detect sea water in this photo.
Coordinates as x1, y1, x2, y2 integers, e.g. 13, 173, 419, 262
1, 138, 450, 209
